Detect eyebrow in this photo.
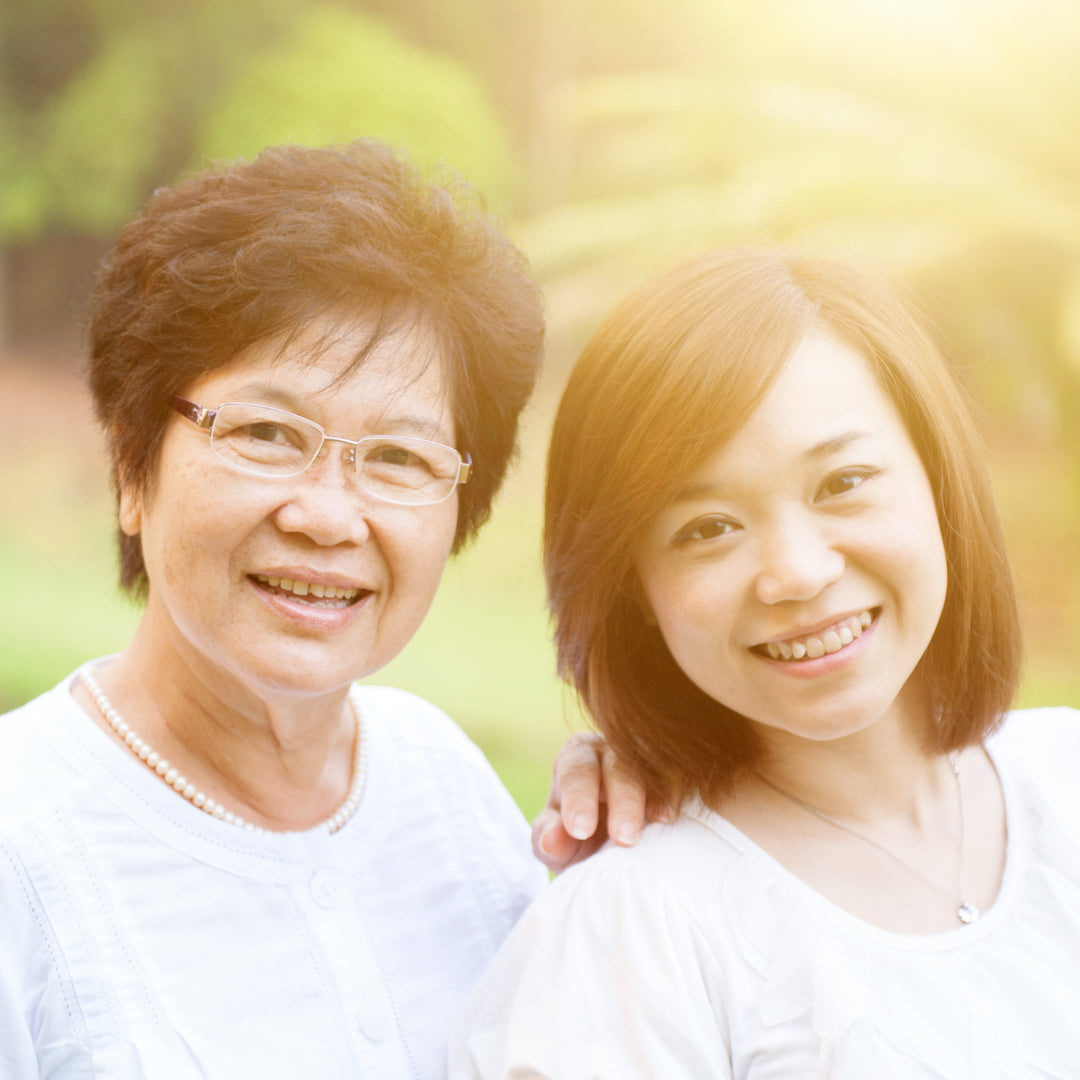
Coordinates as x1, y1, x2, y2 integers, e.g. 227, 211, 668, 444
224, 384, 452, 443
672, 428, 877, 503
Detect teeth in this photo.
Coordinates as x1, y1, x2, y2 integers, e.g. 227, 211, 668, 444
253, 575, 360, 602
762, 611, 873, 663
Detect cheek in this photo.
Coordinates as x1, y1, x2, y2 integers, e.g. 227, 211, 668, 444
646, 565, 728, 655
389, 505, 457, 590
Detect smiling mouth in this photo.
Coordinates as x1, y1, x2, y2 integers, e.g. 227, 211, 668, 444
250, 574, 368, 609
754, 609, 877, 662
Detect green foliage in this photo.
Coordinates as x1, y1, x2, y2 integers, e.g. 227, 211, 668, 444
35, 27, 172, 231
0, 0, 515, 240
198, 3, 518, 202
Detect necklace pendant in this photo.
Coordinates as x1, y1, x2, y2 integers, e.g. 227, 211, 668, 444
957, 901, 980, 924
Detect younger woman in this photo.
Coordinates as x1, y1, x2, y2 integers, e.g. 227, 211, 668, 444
453, 248, 1080, 1077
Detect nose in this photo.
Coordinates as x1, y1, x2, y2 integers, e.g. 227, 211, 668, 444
272, 441, 373, 547
754, 512, 844, 606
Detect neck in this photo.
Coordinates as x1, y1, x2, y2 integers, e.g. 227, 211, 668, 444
83, 623, 358, 831
748, 705, 945, 828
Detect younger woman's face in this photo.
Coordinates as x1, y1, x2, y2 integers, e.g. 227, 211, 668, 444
634, 330, 948, 748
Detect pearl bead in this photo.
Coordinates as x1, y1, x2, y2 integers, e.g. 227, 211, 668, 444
79, 664, 366, 836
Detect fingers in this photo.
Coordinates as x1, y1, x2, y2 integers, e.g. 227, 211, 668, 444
531, 810, 578, 873
531, 733, 605, 873
532, 731, 679, 874
551, 732, 606, 841
532, 807, 609, 874
599, 745, 647, 847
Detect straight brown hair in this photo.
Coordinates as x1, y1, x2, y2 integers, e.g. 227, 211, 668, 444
545, 248, 1022, 809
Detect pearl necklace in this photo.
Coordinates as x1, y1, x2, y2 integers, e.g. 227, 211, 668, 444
757, 756, 980, 925
79, 665, 367, 835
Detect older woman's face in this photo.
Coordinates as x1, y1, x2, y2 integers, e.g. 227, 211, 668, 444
119, 319, 459, 700
635, 329, 948, 749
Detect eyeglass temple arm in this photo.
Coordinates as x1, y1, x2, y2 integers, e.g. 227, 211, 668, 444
171, 396, 216, 429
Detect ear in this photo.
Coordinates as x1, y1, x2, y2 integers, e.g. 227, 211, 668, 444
118, 483, 143, 537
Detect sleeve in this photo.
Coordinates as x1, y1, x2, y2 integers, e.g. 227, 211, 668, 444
0, 845, 45, 1079
449, 855, 732, 1080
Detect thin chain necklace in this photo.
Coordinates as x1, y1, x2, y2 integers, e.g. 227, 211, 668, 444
79, 664, 367, 836
756, 756, 980, 925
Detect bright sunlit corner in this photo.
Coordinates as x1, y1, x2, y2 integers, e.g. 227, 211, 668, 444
2, 0, 1078, 817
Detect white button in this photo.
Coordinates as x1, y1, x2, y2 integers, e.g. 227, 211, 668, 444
354, 1004, 393, 1044
309, 870, 348, 908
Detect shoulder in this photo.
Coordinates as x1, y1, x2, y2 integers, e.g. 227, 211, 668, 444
353, 684, 487, 757
352, 685, 512, 806
503, 809, 748, 951
451, 815, 738, 1078
0, 676, 87, 833
990, 705, 1080, 775
355, 682, 546, 911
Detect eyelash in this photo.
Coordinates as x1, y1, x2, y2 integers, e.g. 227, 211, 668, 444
816, 466, 880, 500
670, 467, 880, 544
672, 516, 738, 544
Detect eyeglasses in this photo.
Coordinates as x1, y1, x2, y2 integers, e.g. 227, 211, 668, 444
170, 396, 471, 506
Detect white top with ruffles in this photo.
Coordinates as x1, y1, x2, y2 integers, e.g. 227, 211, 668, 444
452, 707, 1080, 1079
0, 667, 546, 1079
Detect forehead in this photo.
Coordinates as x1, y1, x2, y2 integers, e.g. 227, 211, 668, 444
685, 330, 910, 487
190, 316, 453, 434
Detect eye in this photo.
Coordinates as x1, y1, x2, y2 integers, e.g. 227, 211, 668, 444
364, 441, 442, 477
244, 421, 290, 444
371, 445, 425, 469
672, 516, 738, 543
817, 468, 877, 500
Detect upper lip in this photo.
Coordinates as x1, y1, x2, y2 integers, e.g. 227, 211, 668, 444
250, 568, 372, 592
754, 607, 874, 647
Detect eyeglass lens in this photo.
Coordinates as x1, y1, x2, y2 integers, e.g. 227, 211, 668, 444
209, 403, 461, 504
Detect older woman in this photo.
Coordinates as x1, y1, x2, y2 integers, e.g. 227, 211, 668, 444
454, 248, 1080, 1077
0, 141, 638, 1079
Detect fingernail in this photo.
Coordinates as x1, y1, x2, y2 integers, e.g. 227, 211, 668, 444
538, 828, 557, 856
613, 821, 639, 845
569, 814, 593, 840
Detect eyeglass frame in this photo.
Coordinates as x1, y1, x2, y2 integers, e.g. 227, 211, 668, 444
169, 395, 471, 506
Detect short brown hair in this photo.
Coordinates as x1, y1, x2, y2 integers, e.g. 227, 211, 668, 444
545, 248, 1021, 809
88, 139, 544, 595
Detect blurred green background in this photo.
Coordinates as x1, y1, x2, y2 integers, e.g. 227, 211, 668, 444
2, 0, 1078, 818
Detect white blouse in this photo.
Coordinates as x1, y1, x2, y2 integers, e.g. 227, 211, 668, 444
0, 669, 546, 1079
452, 708, 1080, 1079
